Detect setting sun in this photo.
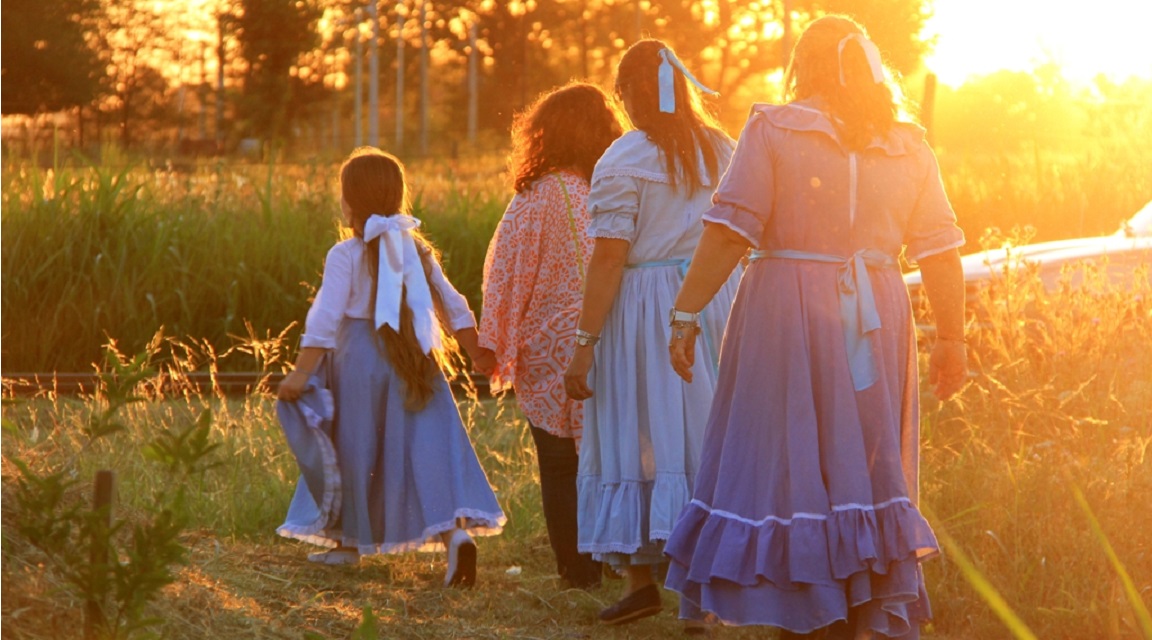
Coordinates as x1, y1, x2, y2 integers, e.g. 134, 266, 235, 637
924, 0, 1152, 86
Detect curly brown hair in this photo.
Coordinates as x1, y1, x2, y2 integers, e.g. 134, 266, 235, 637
339, 147, 464, 411
613, 39, 729, 194
509, 82, 627, 194
785, 15, 908, 151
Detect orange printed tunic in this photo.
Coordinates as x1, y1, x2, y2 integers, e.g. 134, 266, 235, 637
479, 171, 593, 442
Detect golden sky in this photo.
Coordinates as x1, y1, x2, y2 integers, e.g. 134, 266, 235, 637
924, 0, 1152, 86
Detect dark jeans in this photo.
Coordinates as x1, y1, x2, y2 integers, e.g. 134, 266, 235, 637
529, 424, 601, 588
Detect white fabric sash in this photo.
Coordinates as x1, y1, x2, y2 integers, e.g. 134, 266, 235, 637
362, 213, 441, 354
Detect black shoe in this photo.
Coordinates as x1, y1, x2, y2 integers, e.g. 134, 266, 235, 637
598, 584, 662, 625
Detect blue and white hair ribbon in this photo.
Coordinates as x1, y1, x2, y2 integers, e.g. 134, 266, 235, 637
362, 213, 441, 354
657, 48, 719, 114
837, 34, 885, 87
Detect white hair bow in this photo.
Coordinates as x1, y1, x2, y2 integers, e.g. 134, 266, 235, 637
657, 48, 718, 114
363, 213, 441, 354
837, 34, 885, 87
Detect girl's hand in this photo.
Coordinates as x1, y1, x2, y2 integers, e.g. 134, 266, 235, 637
470, 347, 497, 377
563, 346, 595, 400
928, 339, 967, 400
668, 324, 699, 383
277, 369, 310, 402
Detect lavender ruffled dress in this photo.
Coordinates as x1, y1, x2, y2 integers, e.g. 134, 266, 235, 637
663, 101, 964, 637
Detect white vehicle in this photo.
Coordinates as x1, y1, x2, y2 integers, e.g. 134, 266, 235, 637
904, 200, 1152, 326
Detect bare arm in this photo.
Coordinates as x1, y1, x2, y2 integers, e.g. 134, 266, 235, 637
918, 248, 967, 399
562, 238, 630, 400
668, 223, 749, 382
454, 326, 496, 376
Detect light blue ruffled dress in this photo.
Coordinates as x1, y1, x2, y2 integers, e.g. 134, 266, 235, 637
576, 130, 739, 567
278, 232, 505, 555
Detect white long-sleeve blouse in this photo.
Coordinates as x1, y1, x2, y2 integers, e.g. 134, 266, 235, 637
300, 237, 476, 350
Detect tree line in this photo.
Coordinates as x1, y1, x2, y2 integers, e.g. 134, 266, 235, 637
1, 0, 932, 157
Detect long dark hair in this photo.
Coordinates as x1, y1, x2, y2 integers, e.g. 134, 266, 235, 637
614, 39, 728, 194
785, 15, 905, 151
510, 82, 627, 194
339, 147, 462, 411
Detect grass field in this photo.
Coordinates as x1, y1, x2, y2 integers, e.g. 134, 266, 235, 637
2, 148, 1151, 638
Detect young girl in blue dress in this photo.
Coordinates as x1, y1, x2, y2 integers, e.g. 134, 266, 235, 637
276, 147, 506, 588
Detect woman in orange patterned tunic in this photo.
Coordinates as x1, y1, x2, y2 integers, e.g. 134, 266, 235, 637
479, 82, 626, 589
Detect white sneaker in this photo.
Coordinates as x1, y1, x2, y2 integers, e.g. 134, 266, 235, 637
444, 529, 476, 588
307, 548, 360, 565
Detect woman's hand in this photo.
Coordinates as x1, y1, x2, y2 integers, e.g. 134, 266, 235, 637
928, 339, 967, 400
470, 347, 497, 377
563, 346, 595, 400
668, 324, 699, 383
277, 369, 310, 402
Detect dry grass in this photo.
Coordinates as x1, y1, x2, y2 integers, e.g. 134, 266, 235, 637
1, 388, 779, 640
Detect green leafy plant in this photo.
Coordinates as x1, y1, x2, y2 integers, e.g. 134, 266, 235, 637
3, 345, 220, 639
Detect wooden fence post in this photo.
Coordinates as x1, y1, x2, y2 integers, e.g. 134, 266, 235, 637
922, 72, 938, 146
85, 470, 115, 640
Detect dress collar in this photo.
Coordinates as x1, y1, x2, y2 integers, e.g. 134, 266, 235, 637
751, 99, 924, 157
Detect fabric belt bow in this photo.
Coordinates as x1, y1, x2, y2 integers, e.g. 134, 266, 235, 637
750, 248, 896, 391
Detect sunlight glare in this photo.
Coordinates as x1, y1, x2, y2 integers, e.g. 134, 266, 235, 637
925, 0, 1152, 86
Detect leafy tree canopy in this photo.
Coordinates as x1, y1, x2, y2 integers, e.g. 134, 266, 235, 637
1, 0, 103, 114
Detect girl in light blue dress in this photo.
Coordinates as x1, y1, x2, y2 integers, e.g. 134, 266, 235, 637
563, 39, 739, 627
276, 147, 505, 588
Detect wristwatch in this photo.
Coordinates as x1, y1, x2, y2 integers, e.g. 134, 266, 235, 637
668, 308, 700, 326
574, 329, 599, 347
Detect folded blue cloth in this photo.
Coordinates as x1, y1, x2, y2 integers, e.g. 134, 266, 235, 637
277, 375, 339, 537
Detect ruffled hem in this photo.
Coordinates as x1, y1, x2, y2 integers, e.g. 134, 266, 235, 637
275, 524, 339, 549
665, 498, 938, 588
664, 498, 937, 633
577, 472, 693, 554
277, 386, 342, 537
277, 508, 507, 555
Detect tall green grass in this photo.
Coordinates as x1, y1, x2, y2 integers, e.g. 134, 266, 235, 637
1, 154, 509, 373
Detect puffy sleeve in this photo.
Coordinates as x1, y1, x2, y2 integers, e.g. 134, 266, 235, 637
701, 111, 776, 247
427, 256, 477, 332
587, 173, 640, 243
903, 143, 965, 262
300, 243, 353, 349
478, 190, 538, 389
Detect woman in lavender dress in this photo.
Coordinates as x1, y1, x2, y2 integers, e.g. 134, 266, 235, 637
662, 15, 968, 639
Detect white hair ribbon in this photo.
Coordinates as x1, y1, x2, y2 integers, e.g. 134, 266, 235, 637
362, 213, 441, 354
837, 34, 885, 87
657, 48, 719, 114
